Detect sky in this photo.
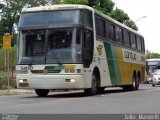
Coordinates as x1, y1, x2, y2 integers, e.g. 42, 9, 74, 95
113, 0, 160, 53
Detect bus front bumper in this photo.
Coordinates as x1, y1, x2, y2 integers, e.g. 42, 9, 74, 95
16, 74, 85, 90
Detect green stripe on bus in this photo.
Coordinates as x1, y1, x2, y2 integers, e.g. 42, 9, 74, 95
104, 43, 122, 85
111, 45, 122, 85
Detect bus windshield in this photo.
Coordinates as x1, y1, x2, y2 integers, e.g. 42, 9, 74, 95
146, 60, 160, 74
19, 10, 81, 27
18, 28, 82, 65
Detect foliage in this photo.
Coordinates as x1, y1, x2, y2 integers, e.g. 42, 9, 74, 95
0, 77, 7, 89
63, 0, 114, 15
109, 8, 138, 31
0, 0, 58, 47
95, 0, 115, 15
63, 0, 88, 4
63, 0, 137, 30
0, 0, 139, 47
0, 47, 16, 71
126, 20, 138, 31
109, 8, 129, 24
146, 52, 160, 59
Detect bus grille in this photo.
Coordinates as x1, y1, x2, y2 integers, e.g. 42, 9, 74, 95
31, 70, 61, 74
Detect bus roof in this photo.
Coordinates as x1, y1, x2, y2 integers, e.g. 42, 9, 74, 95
146, 59, 160, 62
21, 4, 94, 13
22, 4, 143, 37
95, 10, 143, 37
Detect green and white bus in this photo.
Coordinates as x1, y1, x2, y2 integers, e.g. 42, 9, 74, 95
16, 5, 145, 96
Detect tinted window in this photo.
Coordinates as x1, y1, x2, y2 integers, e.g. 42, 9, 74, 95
124, 30, 130, 47
130, 33, 136, 49
19, 10, 81, 27
141, 38, 145, 52
95, 16, 106, 37
108, 24, 115, 41
82, 10, 93, 28
137, 36, 142, 50
115, 26, 123, 44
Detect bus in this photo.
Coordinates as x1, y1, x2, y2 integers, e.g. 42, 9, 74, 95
16, 5, 145, 96
146, 59, 160, 83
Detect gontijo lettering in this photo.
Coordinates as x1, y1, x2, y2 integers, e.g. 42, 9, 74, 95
124, 51, 136, 60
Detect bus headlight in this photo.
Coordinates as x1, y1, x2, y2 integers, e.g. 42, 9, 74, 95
65, 79, 76, 83
19, 79, 27, 83
70, 79, 76, 83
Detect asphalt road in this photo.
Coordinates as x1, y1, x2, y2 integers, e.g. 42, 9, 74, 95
0, 84, 160, 114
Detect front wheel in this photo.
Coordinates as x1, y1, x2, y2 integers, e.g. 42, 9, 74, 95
152, 84, 155, 87
35, 89, 49, 97
84, 74, 98, 95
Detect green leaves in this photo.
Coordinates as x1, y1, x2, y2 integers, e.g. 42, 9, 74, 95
95, 0, 115, 15
63, 0, 88, 4
0, 0, 139, 48
146, 51, 160, 59
0, 4, 4, 9
62, 0, 137, 30
0, 0, 57, 47
109, 8, 138, 31
109, 8, 129, 23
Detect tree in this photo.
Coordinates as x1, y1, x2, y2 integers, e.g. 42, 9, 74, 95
63, 0, 138, 30
94, 0, 115, 15
0, 0, 58, 47
63, 0, 88, 4
109, 8, 138, 30
63, 0, 115, 15
126, 20, 138, 31
109, 8, 129, 24
145, 51, 160, 59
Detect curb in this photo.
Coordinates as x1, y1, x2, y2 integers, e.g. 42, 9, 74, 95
0, 89, 34, 96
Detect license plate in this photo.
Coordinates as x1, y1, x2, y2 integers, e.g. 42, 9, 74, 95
19, 83, 29, 87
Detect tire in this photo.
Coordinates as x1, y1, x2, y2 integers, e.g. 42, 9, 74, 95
132, 73, 139, 90
152, 84, 155, 87
145, 81, 149, 84
84, 74, 98, 95
122, 85, 133, 91
122, 73, 139, 91
97, 87, 105, 94
35, 89, 49, 97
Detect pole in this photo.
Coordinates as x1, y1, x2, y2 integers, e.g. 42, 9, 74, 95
7, 50, 10, 95
4, 51, 6, 72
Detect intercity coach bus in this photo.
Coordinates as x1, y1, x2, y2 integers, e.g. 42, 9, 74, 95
16, 5, 145, 96
146, 59, 160, 83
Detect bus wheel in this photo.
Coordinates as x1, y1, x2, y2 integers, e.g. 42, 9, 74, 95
35, 89, 49, 97
97, 87, 105, 93
84, 73, 98, 95
132, 73, 139, 90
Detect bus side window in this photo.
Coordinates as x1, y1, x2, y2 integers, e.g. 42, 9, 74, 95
115, 26, 123, 44
130, 33, 137, 49
123, 30, 130, 47
141, 38, 145, 52
108, 24, 115, 41
137, 36, 142, 51
95, 16, 106, 38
